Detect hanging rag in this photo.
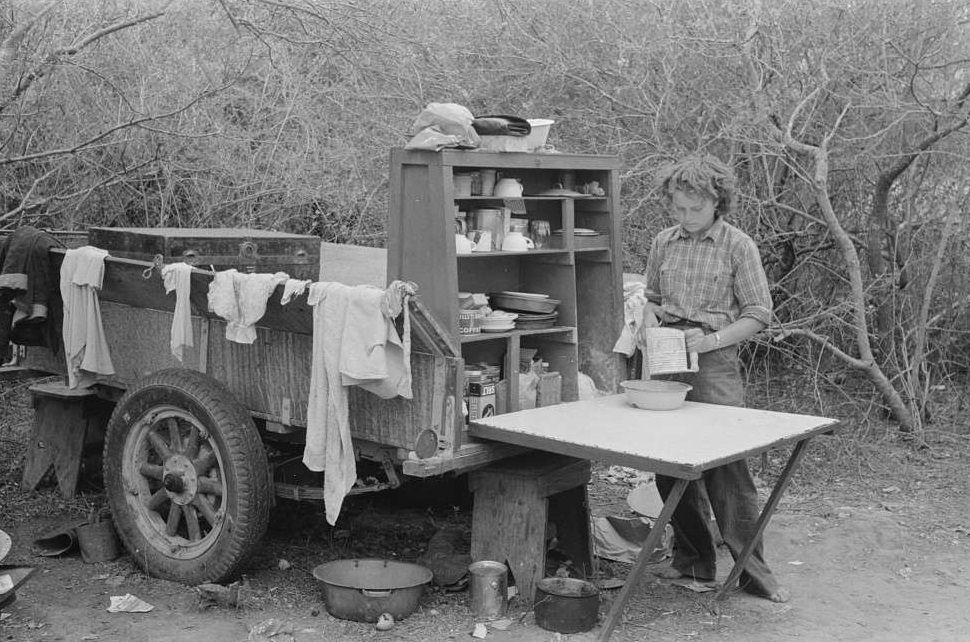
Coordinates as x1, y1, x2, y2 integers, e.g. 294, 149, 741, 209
0, 226, 61, 360
60, 246, 115, 389
280, 278, 311, 305
304, 280, 415, 525
612, 281, 657, 356
206, 269, 289, 344
161, 262, 194, 361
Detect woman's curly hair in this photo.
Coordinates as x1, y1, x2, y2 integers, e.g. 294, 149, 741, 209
655, 154, 738, 219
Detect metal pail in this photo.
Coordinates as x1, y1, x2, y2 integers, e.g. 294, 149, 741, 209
468, 560, 508, 619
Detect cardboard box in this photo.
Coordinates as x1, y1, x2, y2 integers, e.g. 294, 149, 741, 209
468, 381, 497, 420
536, 372, 562, 407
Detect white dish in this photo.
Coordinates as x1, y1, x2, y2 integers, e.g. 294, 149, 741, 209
481, 325, 515, 333
553, 228, 599, 236
499, 291, 549, 300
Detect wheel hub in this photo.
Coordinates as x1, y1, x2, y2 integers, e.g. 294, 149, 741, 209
162, 454, 198, 505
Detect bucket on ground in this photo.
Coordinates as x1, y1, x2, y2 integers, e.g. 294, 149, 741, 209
534, 577, 600, 634
468, 560, 508, 619
76, 518, 120, 563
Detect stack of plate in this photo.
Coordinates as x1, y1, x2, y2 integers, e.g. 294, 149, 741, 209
514, 311, 559, 330
552, 227, 599, 236
481, 311, 518, 333
489, 291, 559, 314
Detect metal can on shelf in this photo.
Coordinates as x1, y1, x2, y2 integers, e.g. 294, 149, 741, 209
458, 309, 483, 335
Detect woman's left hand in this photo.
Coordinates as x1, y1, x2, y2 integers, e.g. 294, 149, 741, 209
683, 328, 716, 353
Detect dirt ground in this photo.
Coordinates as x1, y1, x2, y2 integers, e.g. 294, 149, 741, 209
2, 376, 970, 642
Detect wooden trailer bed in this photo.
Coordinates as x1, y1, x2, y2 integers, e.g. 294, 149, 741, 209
6, 233, 520, 585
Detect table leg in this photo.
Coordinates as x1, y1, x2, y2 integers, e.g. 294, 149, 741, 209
715, 437, 811, 600
597, 477, 690, 642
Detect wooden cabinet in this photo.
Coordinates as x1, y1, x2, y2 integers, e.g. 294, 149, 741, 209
387, 148, 624, 419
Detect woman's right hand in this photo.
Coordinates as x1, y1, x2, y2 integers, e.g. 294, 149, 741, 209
635, 302, 663, 345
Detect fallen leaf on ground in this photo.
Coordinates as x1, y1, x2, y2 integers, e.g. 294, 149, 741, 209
107, 594, 154, 613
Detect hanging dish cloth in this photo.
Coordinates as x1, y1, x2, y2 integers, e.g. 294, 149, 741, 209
280, 278, 311, 305
161, 262, 194, 361
304, 280, 415, 525
206, 269, 289, 344
60, 246, 115, 389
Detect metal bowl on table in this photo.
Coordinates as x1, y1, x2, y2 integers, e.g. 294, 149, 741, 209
620, 379, 692, 411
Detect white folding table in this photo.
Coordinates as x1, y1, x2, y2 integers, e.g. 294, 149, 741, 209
469, 394, 838, 641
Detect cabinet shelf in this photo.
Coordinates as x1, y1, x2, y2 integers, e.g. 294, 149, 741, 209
388, 148, 624, 418
457, 249, 570, 258
459, 326, 576, 344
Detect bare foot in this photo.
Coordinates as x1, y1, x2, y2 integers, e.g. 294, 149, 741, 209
766, 586, 791, 603
743, 583, 791, 602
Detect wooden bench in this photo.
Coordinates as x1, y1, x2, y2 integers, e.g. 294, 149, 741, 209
21, 382, 113, 498
468, 451, 594, 603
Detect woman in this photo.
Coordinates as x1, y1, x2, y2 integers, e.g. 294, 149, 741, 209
638, 153, 789, 603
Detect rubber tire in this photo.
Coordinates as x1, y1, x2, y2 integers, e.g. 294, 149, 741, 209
103, 368, 270, 584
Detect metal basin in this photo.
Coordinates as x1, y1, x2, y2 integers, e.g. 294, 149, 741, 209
312, 559, 432, 623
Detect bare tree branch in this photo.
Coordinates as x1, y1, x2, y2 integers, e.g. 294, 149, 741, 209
0, 10, 166, 113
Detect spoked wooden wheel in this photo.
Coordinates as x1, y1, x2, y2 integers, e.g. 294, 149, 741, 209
104, 369, 270, 584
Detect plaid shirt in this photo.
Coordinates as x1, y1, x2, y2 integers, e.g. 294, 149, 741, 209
644, 218, 771, 331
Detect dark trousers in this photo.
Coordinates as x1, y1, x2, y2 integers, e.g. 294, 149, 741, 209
655, 346, 781, 597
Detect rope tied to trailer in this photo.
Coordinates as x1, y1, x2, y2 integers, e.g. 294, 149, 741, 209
141, 254, 165, 280
384, 280, 418, 390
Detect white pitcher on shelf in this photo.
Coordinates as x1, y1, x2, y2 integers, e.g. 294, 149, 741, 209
455, 234, 476, 255
501, 230, 534, 252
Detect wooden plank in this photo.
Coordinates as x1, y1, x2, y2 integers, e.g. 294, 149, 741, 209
206, 322, 312, 424
346, 350, 441, 451
469, 395, 839, 479
0, 366, 49, 381
470, 466, 548, 602
319, 241, 386, 287
576, 258, 625, 393
397, 148, 621, 171
100, 303, 204, 383
387, 150, 459, 335
88, 227, 320, 280
401, 440, 527, 477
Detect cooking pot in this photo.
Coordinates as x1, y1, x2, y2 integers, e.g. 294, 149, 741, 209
494, 177, 523, 198
312, 559, 432, 622
534, 577, 600, 634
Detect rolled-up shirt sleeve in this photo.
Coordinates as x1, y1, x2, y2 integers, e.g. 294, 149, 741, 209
734, 237, 772, 326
